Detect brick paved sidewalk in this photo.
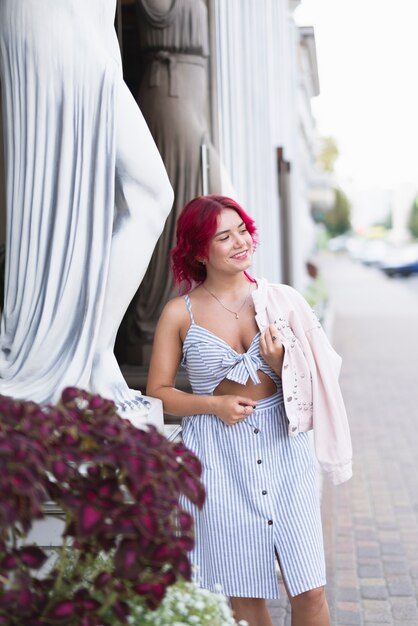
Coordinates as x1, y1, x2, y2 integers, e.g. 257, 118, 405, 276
267, 253, 418, 625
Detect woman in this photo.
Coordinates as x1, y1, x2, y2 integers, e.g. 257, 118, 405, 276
147, 195, 352, 626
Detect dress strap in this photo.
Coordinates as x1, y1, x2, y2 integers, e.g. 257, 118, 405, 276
184, 294, 195, 323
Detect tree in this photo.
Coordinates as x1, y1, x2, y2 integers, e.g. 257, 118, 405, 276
408, 195, 418, 238
318, 136, 339, 173
322, 187, 352, 237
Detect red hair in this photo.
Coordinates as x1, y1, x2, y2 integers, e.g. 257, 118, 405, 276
171, 195, 258, 293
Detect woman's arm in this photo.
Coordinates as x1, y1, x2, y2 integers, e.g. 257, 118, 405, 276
146, 299, 256, 424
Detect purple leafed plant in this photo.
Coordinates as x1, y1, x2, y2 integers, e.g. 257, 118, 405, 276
0, 388, 204, 625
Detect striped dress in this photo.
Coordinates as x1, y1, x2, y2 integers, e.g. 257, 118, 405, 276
180, 295, 326, 598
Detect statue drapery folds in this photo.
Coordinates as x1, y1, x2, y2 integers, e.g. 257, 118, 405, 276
120, 0, 222, 360
0, 0, 173, 414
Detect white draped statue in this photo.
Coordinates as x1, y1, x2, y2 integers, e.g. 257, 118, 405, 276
0, 0, 173, 420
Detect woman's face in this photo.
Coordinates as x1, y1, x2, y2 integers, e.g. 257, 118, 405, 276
205, 208, 254, 276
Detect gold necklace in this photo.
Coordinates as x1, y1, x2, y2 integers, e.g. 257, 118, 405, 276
202, 283, 251, 320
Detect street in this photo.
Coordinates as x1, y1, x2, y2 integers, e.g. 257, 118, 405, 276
268, 252, 418, 626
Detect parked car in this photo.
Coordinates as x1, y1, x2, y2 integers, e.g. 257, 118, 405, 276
379, 243, 418, 277
357, 239, 389, 266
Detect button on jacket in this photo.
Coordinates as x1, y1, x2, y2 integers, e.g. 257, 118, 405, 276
252, 278, 353, 486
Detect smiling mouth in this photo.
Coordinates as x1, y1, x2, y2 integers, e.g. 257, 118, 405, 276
231, 250, 248, 259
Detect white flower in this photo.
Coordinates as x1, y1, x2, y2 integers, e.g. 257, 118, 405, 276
128, 579, 241, 626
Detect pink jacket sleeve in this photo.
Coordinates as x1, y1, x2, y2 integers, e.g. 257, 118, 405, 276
305, 325, 353, 485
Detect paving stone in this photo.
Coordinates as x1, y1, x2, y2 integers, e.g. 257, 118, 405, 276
337, 609, 363, 625
357, 545, 381, 559
358, 563, 384, 578
383, 560, 409, 576
388, 577, 416, 597
390, 597, 418, 620
337, 587, 361, 602
381, 543, 405, 556
363, 608, 392, 623
361, 585, 388, 600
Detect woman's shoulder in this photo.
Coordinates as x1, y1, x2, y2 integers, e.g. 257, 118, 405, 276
161, 294, 189, 320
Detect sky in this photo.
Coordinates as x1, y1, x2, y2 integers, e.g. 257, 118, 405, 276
294, 0, 418, 193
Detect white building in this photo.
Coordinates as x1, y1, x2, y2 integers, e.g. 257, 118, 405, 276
210, 0, 320, 291
0, 1, 321, 291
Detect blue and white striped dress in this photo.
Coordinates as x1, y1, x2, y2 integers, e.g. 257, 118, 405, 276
180, 295, 325, 598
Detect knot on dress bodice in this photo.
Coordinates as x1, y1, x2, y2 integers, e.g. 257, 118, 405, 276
221, 351, 262, 385
181, 316, 281, 396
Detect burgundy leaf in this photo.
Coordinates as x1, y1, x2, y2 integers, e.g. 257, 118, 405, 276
177, 535, 195, 551
112, 516, 137, 538
10, 470, 32, 492
146, 457, 159, 472
97, 480, 117, 498
89, 396, 105, 410
0, 590, 16, 608
61, 388, 80, 402
77, 504, 104, 536
178, 511, 193, 532
81, 597, 101, 611
114, 540, 141, 580
177, 554, 192, 580
182, 453, 203, 476
150, 582, 166, 603
63, 433, 78, 446
125, 456, 144, 476
152, 544, 172, 563
181, 475, 205, 509
1, 553, 18, 570
111, 601, 130, 623
45, 599, 76, 621
133, 581, 153, 595
100, 424, 120, 439
94, 571, 112, 588
87, 465, 100, 478
19, 546, 48, 569
73, 588, 100, 611
140, 485, 155, 506
51, 460, 69, 481
161, 569, 176, 586
137, 513, 158, 537
17, 588, 32, 610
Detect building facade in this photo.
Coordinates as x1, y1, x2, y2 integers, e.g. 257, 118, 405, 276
210, 0, 320, 291
0, 0, 321, 358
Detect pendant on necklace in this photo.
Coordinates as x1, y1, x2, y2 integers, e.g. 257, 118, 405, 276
235, 313, 239, 320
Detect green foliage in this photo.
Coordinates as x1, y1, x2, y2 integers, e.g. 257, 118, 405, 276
408, 195, 418, 238
318, 136, 339, 173
322, 187, 351, 237
304, 276, 328, 320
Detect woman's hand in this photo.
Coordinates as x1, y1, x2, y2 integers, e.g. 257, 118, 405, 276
259, 323, 285, 375
211, 395, 257, 426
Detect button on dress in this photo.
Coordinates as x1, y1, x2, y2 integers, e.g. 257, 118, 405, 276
180, 295, 326, 598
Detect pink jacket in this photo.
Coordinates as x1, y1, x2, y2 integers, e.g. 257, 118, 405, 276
252, 278, 352, 486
